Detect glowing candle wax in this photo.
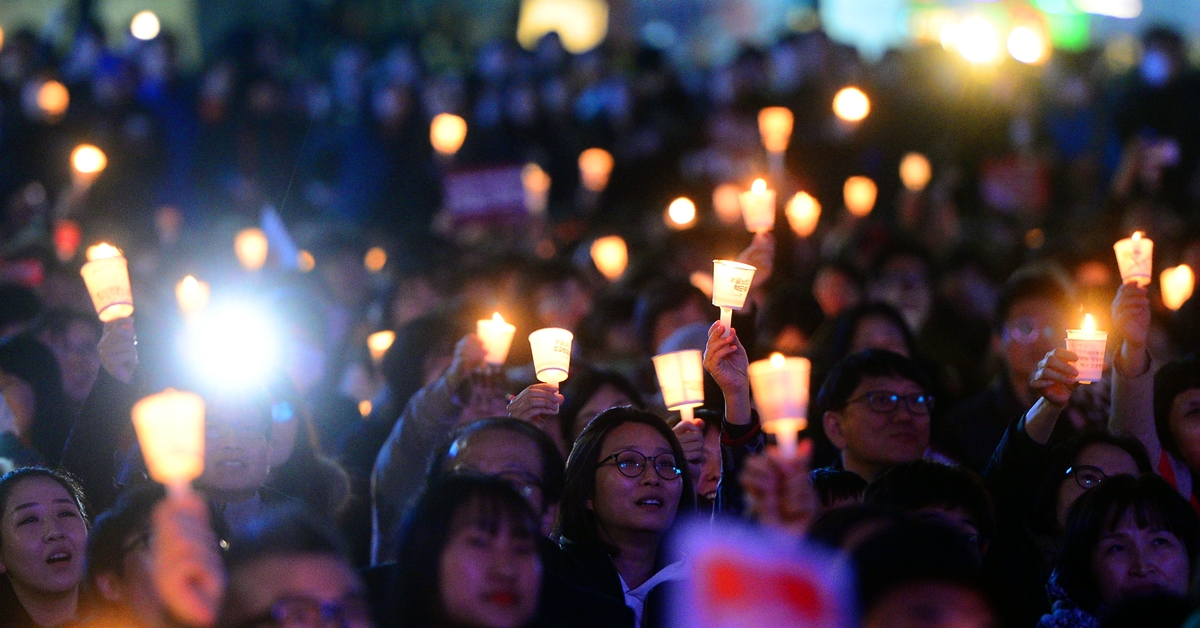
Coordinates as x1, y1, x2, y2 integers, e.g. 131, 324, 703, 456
712, 260, 757, 337
652, 350, 704, 423
529, 328, 573, 387
1065, 314, 1107, 385
132, 389, 205, 494
748, 353, 811, 459
477, 313, 517, 366
1113, 231, 1153, 287
80, 243, 133, 322
739, 178, 776, 234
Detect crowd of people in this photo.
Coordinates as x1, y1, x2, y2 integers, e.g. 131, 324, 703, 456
0, 9, 1199, 628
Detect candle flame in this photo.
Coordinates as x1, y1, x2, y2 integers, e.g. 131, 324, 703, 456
492, 312, 505, 324
751, 178, 767, 194
86, 243, 122, 261
770, 352, 786, 368
1082, 314, 1095, 332
1132, 231, 1142, 242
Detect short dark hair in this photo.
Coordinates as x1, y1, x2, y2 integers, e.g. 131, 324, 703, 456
557, 368, 646, 445
862, 460, 996, 544
36, 308, 102, 341
1153, 354, 1200, 461
557, 407, 694, 550
0, 467, 90, 547
394, 475, 540, 625
1056, 474, 1200, 614
86, 484, 166, 582
852, 518, 986, 616
827, 302, 917, 363
223, 504, 349, 573
994, 264, 1074, 333
816, 349, 933, 415
810, 468, 867, 509
633, 278, 709, 353
1029, 430, 1153, 536
429, 417, 566, 506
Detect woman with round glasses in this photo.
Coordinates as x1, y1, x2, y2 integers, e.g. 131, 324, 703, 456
557, 407, 694, 628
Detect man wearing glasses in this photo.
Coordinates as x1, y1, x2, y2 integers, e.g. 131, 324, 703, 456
818, 350, 938, 482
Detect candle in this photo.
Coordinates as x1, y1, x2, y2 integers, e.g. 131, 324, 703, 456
785, 192, 821, 238
1113, 231, 1154, 287
131, 389, 205, 494
758, 107, 794, 155
477, 313, 517, 366
1161, 265, 1195, 311
844, 176, 877, 217
712, 260, 757, 337
739, 178, 776, 234
652, 350, 705, 423
521, 163, 551, 216
590, 236, 628, 282
899, 153, 932, 192
234, 228, 269, 271
80, 243, 133, 322
712, 184, 743, 225
529, 328, 573, 387
71, 144, 107, 187
1065, 314, 1107, 385
748, 353, 811, 458
175, 275, 210, 318
579, 148, 614, 192
430, 113, 468, 157
368, 330, 396, 364
665, 197, 697, 230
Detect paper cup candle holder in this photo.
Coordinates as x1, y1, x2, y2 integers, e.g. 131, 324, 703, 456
748, 353, 811, 458
1065, 314, 1107, 385
739, 178, 776, 234
1113, 231, 1153, 287
81, 243, 134, 322
132, 389, 205, 495
529, 328, 573, 387
477, 313, 517, 367
712, 260, 757, 336
652, 350, 705, 423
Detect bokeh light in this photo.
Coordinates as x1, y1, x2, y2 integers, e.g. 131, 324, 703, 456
833, 87, 870, 122
430, 113, 467, 156
1007, 26, 1048, 65
957, 17, 1002, 65
590, 235, 627, 281
364, 247, 387, 273
899, 153, 933, 192
130, 11, 161, 41
297, 250, 316, 272
713, 184, 743, 225
72, 144, 107, 175
666, 197, 697, 229
844, 176, 877, 217
235, 228, 269, 271
37, 80, 69, 119
579, 148, 614, 192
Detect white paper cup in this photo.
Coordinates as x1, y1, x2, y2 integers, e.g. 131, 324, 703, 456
529, 328, 573, 384
1066, 331, 1108, 384
652, 350, 705, 411
748, 355, 811, 425
1113, 236, 1153, 287
132, 389, 205, 487
477, 316, 517, 366
80, 256, 134, 322
712, 260, 757, 310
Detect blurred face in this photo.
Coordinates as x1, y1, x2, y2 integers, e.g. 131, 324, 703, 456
43, 321, 101, 404
1000, 298, 1066, 384
439, 507, 541, 628
572, 385, 635, 441
850, 316, 911, 357
448, 429, 547, 516
870, 257, 933, 332
1091, 511, 1190, 606
863, 581, 997, 628
534, 279, 592, 332
914, 506, 985, 561
1056, 444, 1140, 529
226, 554, 373, 628
813, 268, 860, 318
0, 477, 87, 596
589, 423, 683, 538
196, 406, 271, 501
1167, 388, 1200, 473
824, 377, 930, 480
95, 526, 163, 625
697, 424, 723, 502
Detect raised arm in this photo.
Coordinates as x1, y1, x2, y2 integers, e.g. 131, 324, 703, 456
1108, 283, 1160, 461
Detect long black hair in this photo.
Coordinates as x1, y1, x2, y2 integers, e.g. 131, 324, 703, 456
0, 467, 90, 546
556, 407, 694, 552
1028, 430, 1152, 537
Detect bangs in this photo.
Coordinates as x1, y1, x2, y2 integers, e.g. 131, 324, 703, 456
448, 491, 538, 540
1106, 496, 1181, 538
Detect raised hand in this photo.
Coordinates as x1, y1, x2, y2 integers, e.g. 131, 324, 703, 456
1030, 347, 1079, 407
739, 441, 817, 537
445, 334, 487, 390
672, 418, 705, 484
98, 318, 138, 384
1112, 282, 1151, 350
703, 322, 748, 396
506, 383, 563, 424
151, 491, 225, 627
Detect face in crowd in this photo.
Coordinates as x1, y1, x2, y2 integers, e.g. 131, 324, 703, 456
1055, 443, 1141, 530
195, 400, 272, 502
824, 375, 932, 481
999, 296, 1067, 390
444, 425, 557, 536
0, 473, 88, 616
226, 552, 374, 628
589, 421, 684, 540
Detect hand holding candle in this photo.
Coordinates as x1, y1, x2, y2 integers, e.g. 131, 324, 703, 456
748, 353, 811, 459
739, 178, 776, 234
1114, 231, 1153, 287
477, 313, 517, 367
529, 328, 573, 388
712, 260, 756, 337
1065, 314, 1107, 384
132, 389, 206, 495
81, 243, 134, 322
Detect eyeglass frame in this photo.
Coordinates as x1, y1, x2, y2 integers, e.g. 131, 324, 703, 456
233, 594, 372, 628
599, 450, 682, 481
1065, 464, 1109, 490
845, 390, 935, 415
1001, 318, 1063, 345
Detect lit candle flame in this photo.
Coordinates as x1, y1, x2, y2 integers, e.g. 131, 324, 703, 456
751, 178, 767, 194
86, 243, 122, 261
1082, 313, 1095, 332
492, 312, 505, 324
1132, 231, 1142, 242
770, 352, 786, 368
